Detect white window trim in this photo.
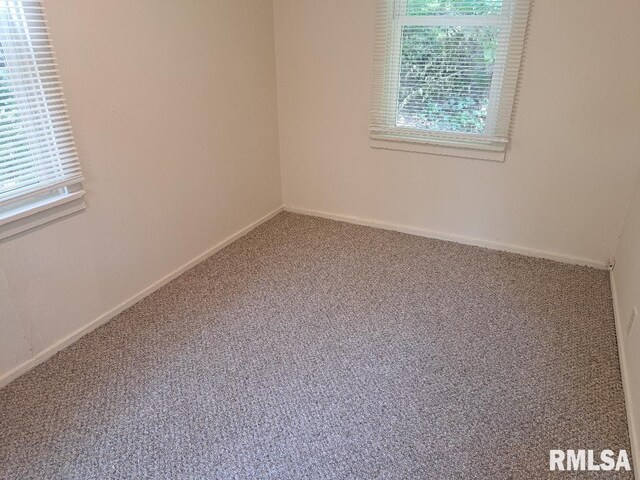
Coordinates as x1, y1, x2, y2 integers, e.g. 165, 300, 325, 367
0, 186, 85, 241
370, 0, 530, 160
371, 137, 506, 162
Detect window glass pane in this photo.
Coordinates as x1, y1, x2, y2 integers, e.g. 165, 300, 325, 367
406, 0, 503, 16
396, 25, 498, 134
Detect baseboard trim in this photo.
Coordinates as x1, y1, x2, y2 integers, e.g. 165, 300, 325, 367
0, 206, 283, 389
284, 206, 608, 270
610, 272, 639, 475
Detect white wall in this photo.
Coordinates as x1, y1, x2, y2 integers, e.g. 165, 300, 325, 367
612, 175, 640, 465
0, 0, 282, 381
273, 0, 640, 266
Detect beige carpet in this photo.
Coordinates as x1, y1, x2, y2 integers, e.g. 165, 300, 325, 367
0, 212, 632, 479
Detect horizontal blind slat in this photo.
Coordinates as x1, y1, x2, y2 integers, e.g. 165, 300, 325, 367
0, 140, 76, 166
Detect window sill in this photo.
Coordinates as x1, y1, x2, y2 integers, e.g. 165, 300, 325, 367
0, 189, 86, 241
370, 138, 507, 162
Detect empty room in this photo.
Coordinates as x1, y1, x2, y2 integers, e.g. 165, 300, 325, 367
1, 0, 639, 478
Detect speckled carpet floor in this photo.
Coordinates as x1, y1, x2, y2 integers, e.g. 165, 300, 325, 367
0, 212, 632, 479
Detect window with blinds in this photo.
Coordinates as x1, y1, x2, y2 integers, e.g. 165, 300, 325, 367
0, 0, 83, 233
370, 0, 530, 153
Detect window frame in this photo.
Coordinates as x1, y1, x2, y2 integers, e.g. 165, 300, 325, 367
370, 0, 530, 161
0, 185, 85, 240
0, 0, 85, 240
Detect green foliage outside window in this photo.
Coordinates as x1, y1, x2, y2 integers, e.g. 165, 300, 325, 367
406, 0, 503, 16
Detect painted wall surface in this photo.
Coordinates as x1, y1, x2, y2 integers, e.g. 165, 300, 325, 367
0, 0, 282, 379
273, 0, 640, 266
612, 176, 640, 465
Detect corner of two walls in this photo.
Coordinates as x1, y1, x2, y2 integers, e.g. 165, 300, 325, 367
611, 173, 640, 470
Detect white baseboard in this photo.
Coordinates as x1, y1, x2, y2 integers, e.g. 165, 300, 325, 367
284, 206, 608, 270
610, 272, 639, 476
0, 206, 283, 389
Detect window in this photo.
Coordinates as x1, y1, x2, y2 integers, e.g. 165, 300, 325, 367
0, 0, 84, 240
370, 0, 530, 158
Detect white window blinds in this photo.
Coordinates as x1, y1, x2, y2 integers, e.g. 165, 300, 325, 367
370, 0, 530, 151
0, 0, 82, 208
